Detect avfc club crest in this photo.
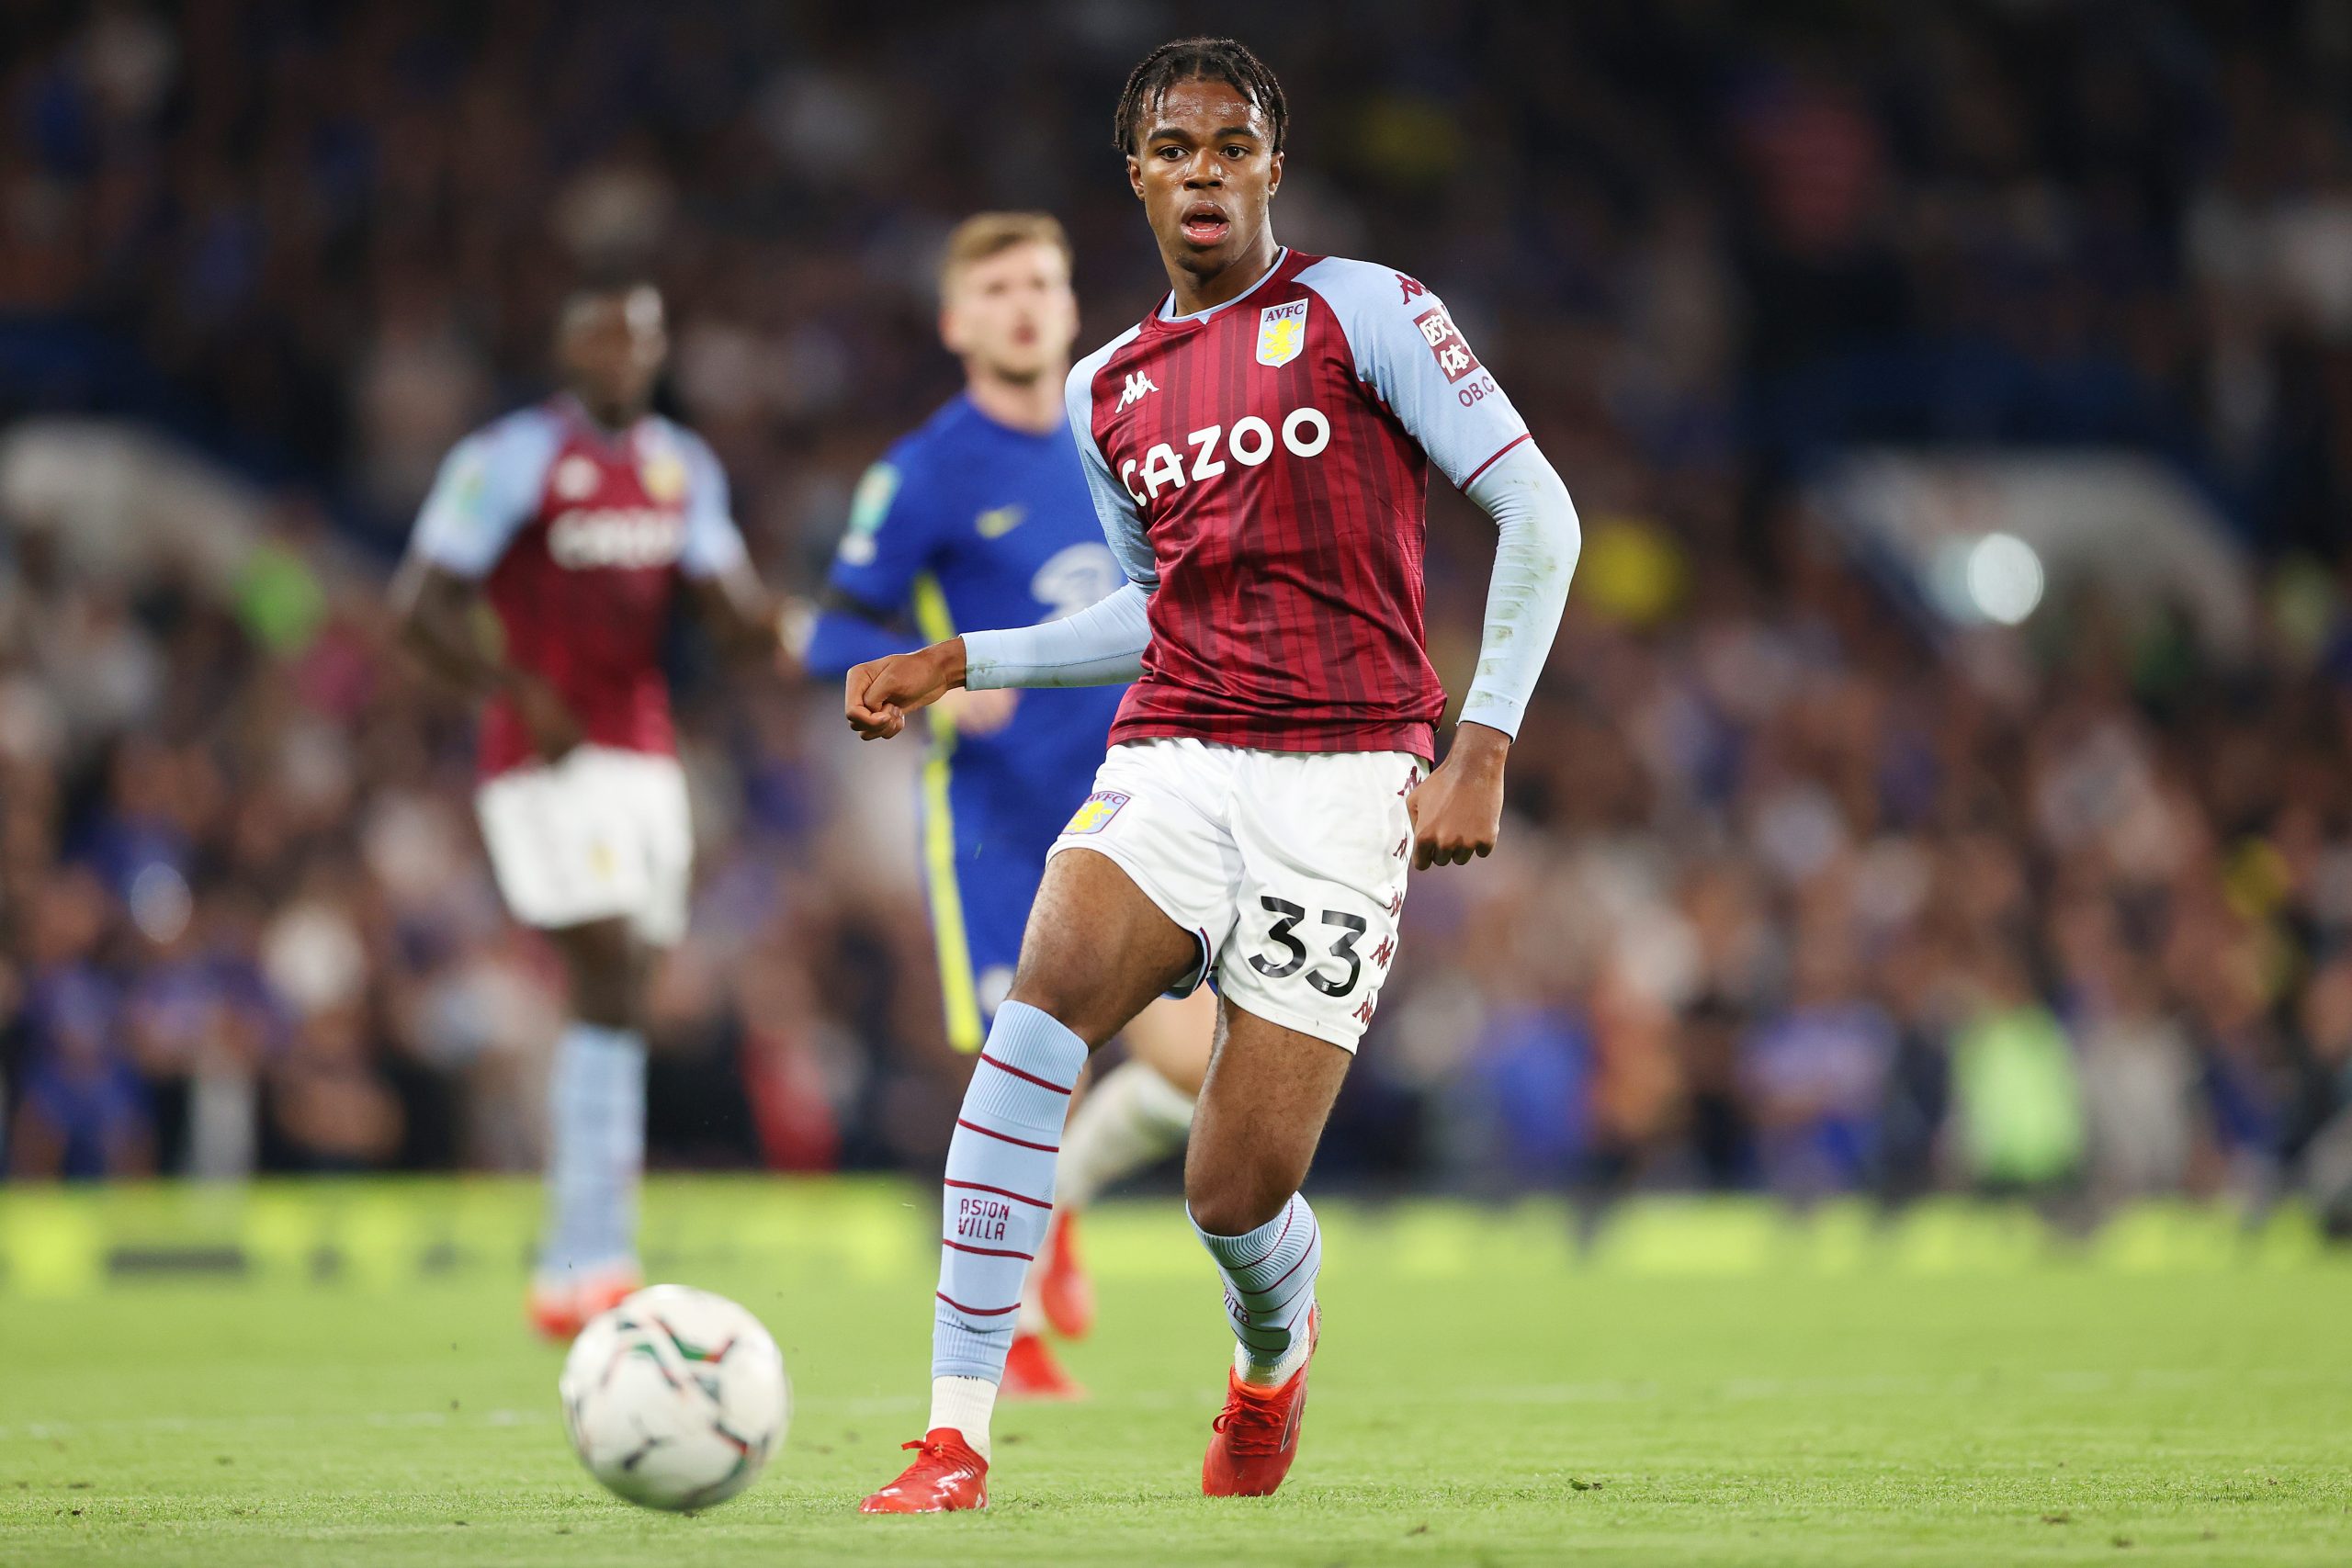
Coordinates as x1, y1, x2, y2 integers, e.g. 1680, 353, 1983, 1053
1256, 300, 1308, 367
1062, 790, 1130, 835
639, 450, 689, 505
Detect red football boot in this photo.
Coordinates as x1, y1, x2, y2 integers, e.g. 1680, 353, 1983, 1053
1001, 1330, 1086, 1401
1202, 1307, 1320, 1498
858, 1427, 989, 1514
1036, 1210, 1095, 1339
526, 1264, 640, 1343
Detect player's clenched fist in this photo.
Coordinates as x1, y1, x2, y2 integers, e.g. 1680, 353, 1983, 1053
1408, 721, 1510, 868
844, 638, 967, 740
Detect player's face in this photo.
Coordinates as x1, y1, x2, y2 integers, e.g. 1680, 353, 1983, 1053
941, 243, 1079, 385
1127, 79, 1283, 286
560, 287, 667, 423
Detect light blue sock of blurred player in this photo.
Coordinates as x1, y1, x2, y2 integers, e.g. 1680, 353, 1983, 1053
542, 1020, 646, 1282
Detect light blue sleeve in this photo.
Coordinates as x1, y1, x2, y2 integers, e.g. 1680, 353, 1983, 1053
1298, 257, 1532, 491
407, 410, 561, 578
674, 430, 750, 580
1457, 441, 1579, 738
1065, 333, 1157, 590
964, 581, 1151, 691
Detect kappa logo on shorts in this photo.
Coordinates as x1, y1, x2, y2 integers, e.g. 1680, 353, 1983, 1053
1063, 790, 1131, 835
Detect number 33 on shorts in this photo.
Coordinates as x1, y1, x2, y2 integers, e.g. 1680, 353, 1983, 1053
1247, 901, 1371, 998
1048, 739, 1417, 1052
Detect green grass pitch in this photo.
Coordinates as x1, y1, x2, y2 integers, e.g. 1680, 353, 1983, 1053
2, 1180, 2349, 1565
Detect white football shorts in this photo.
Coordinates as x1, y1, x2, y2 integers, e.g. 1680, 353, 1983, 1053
1048, 738, 1425, 1051
474, 745, 694, 947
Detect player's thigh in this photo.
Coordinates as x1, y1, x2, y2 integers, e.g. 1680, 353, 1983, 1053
1013, 739, 1245, 1048
1010, 846, 1200, 1048
1183, 999, 1353, 1235
1217, 750, 1420, 1054
1120, 984, 1217, 1095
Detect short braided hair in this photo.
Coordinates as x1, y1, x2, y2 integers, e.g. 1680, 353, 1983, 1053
1113, 37, 1287, 157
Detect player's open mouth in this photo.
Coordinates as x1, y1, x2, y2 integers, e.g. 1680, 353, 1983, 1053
1180, 203, 1230, 245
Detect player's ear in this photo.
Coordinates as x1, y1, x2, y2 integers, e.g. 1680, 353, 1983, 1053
1126, 153, 1145, 202
939, 304, 965, 356
1267, 149, 1283, 200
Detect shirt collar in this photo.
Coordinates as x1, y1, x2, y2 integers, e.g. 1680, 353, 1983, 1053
1156, 247, 1291, 324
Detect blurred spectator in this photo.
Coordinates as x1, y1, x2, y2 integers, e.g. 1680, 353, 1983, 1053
1948, 946, 2086, 1192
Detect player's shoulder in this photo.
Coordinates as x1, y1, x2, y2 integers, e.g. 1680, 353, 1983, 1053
644, 412, 717, 465
432, 402, 566, 504
874, 395, 978, 484
642, 416, 729, 509
463, 400, 569, 461
1066, 324, 1149, 431
837, 397, 973, 546
1297, 254, 1447, 323
1069, 324, 1148, 395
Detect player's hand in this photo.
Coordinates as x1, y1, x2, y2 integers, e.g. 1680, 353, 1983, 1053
508, 672, 584, 763
1408, 721, 1509, 868
845, 639, 966, 740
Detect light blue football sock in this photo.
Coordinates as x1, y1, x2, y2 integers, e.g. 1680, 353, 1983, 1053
539, 1021, 647, 1279
931, 1000, 1087, 1382
1193, 1191, 1323, 1382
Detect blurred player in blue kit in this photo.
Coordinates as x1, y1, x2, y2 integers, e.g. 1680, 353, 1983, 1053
801, 213, 1215, 1397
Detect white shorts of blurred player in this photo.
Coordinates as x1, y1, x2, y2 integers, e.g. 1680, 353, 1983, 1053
474, 745, 694, 948
1049, 738, 1426, 1052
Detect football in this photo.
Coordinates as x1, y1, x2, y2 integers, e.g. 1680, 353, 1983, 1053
558, 1284, 791, 1511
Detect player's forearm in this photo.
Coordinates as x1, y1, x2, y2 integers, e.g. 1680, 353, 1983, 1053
962, 581, 1151, 690
689, 566, 786, 664
1458, 443, 1579, 737
393, 559, 511, 700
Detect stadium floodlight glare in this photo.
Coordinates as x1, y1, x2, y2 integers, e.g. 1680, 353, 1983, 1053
1963, 532, 2044, 626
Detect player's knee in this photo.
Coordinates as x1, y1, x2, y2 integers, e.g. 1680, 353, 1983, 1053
571, 979, 639, 1032
1001, 951, 1126, 1049
1183, 1164, 1294, 1238
558, 924, 645, 1032
1000, 980, 1109, 1049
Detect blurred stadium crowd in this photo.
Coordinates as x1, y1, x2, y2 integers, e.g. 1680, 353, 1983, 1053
6, 1, 2352, 1209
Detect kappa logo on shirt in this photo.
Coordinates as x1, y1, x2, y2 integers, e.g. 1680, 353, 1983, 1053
1117, 370, 1159, 410
552, 454, 602, 501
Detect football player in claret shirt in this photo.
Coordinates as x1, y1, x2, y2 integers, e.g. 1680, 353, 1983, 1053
394, 279, 784, 1339
800, 212, 1217, 1399
850, 38, 1581, 1512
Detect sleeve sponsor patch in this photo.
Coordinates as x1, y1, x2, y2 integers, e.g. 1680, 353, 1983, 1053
1412, 306, 1482, 384
847, 462, 899, 536
1061, 790, 1131, 835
